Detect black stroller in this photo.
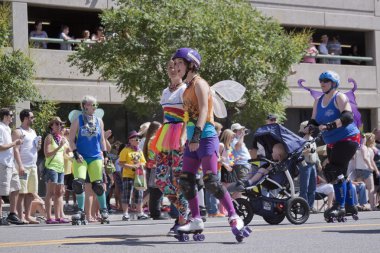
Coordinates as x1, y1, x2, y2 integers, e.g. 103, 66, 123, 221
233, 123, 317, 225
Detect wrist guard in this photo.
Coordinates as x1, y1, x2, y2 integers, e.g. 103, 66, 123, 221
73, 149, 80, 160
103, 151, 108, 159
190, 126, 202, 144
326, 121, 337, 131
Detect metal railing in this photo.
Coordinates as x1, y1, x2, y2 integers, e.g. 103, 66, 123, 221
29, 37, 374, 62
30, 37, 96, 45
304, 54, 373, 62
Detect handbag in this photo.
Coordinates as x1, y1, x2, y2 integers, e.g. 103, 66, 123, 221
134, 165, 147, 190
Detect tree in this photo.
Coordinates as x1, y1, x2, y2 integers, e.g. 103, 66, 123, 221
69, 0, 309, 129
0, 2, 39, 109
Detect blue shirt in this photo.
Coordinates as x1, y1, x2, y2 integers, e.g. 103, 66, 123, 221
315, 93, 359, 144
231, 138, 251, 166
76, 115, 102, 159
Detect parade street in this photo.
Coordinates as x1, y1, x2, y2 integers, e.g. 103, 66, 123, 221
1, 211, 379, 253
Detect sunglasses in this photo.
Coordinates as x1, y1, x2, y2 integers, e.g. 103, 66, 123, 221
8, 113, 14, 117
319, 78, 332, 83
132, 138, 141, 142
92, 103, 98, 108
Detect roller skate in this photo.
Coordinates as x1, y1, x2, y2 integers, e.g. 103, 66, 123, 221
345, 205, 359, 221
229, 214, 252, 243
99, 208, 110, 224
324, 204, 346, 223
167, 219, 180, 237
175, 218, 205, 242
71, 210, 87, 225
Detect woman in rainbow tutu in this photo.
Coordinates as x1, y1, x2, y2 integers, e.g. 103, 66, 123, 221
151, 59, 189, 236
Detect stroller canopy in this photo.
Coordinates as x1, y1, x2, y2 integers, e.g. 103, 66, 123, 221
253, 123, 306, 159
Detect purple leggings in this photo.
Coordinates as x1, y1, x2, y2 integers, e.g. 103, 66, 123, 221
182, 137, 236, 219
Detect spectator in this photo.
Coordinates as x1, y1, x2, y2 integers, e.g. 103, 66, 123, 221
13, 109, 41, 224
0, 108, 24, 225
266, 113, 278, 125
119, 130, 148, 221
138, 122, 150, 151
299, 121, 318, 213
318, 34, 329, 64
230, 123, 252, 181
143, 121, 167, 220
348, 44, 363, 65
350, 133, 379, 210
315, 175, 334, 209
43, 117, 69, 223
303, 37, 318, 64
327, 35, 342, 64
91, 26, 105, 42
59, 25, 73, 51
29, 20, 48, 49
81, 30, 91, 42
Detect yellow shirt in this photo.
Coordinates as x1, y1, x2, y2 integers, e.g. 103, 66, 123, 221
119, 147, 146, 178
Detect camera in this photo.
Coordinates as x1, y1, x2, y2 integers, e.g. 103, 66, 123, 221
244, 129, 251, 135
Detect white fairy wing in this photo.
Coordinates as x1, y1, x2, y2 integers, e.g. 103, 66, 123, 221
68, 110, 82, 123
94, 108, 105, 119
212, 91, 228, 118
211, 80, 246, 102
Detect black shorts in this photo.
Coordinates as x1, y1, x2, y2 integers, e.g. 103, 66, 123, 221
64, 174, 74, 191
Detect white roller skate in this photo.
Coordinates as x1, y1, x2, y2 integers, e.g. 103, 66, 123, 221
71, 210, 87, 225
175, 218, 205, 242
229, 214, 252, 242
99, 208, 110, 224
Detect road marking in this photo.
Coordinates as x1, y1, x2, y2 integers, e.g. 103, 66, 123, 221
1, 222, 379, 248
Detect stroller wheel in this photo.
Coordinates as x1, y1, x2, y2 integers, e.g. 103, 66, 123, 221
285, 197, 310, 225
233, 198, 254, 226
263, 214, 286, 225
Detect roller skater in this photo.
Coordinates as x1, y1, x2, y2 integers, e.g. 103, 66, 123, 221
172, 48, 251, 242
68, 95, 111, 225
305, 71, 360, 223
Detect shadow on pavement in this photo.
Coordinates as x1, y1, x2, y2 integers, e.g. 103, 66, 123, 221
323, 229, 380, 234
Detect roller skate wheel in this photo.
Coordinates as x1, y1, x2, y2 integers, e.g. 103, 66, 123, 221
182, 234, 189, 242
236, 236, 244, 243
352, 214, 359, 221
242, 229, 250, 238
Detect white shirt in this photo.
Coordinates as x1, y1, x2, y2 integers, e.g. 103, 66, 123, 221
0, 122, 14, 167
17, 127, 38, 167
160, 84, 186, 112
354, 146, 372, 171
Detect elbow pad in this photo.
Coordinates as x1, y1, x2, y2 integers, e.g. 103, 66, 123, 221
340, 110, 354, 126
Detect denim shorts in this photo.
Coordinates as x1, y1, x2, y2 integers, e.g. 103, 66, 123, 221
44, 168, 64, 184
354, 169, 373, 180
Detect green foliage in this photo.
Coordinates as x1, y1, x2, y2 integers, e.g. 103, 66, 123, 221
31, 101, 58, 137
0, 50, 38, 108
0, 2, 11, 48
69, 0, 310, 129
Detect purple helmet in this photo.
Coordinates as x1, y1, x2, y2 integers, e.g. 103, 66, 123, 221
172, 48, 202, 70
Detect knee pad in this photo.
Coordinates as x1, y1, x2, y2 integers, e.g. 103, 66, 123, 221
92, 180, 105, 196
203, 173, 226, 199
72, 178, 85, 194
323, 164, 343, 183
179, 172, 197, 200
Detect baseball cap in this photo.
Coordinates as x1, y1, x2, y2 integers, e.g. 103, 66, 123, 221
231, 123, 245, 131
266, 114, 277, 121
299, 121, 308, 133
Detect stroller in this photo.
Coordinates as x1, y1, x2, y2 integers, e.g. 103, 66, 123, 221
233, 123, 318, 225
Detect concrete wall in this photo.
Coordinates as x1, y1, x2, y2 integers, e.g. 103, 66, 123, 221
4, 0, 111, 10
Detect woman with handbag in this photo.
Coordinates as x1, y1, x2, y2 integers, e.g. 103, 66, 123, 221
43, 117, 69, 224
119, 130, 148, 220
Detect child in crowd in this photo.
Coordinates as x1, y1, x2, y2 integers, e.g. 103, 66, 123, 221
119, 130, 148, 220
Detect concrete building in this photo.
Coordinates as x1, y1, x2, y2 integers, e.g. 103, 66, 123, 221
5, 0, 380, 136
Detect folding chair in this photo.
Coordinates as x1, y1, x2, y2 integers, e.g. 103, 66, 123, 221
315, 192, 328, 212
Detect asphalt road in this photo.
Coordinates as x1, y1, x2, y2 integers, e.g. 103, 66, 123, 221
1, 211, 380, 253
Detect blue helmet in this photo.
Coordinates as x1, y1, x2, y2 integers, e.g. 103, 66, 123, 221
172, 48, 201, 70
319, 70, 340, 88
